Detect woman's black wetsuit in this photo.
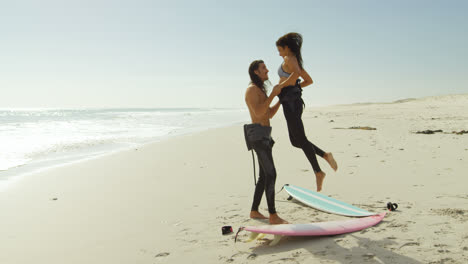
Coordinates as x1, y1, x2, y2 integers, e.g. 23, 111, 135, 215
278, 78, 325, 173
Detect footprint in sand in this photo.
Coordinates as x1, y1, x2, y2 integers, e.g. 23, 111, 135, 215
399, 242, 420, 249
434, 244, 448, 248
437, 249, 450, 253
429, 257, 456, 264
362, 253, 375, 260
247, 253, 257, 260
268, 258, 299, 264
431, 208, 468, 221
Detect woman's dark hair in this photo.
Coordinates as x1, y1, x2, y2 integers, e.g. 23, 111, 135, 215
276, 32, 304, 70
248, 60, 267, 94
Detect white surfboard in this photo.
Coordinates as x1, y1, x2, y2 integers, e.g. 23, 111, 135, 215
284, 184, 376, 217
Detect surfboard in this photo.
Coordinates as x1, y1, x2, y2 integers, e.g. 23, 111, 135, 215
243, 212, 386, 246
284, 184, 376, 217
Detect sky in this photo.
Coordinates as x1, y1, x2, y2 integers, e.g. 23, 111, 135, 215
1, 0, 467, 108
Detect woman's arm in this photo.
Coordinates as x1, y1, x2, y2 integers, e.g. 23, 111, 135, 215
279, 56, 314, 89
298, 68, 313, 88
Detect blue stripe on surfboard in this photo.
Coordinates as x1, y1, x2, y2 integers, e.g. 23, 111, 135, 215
285, 185, 371, 216
285, 185, 367, 216
291, 185, 372, 214
285, 185, 374, 216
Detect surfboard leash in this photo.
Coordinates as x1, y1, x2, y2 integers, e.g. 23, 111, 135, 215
234, 227, 245, 243
251, 150, 257, 186
276, 184, 286, 194
276, 184, 294, 200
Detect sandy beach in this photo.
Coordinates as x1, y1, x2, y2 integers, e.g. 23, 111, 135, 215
0, 94, 467, 264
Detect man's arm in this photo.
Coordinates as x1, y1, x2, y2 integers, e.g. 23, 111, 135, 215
269, 100, 281, 119
245, 85, 281, 118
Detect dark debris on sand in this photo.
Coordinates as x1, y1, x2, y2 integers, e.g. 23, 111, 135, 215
414, 129, 468, 135
453, 130, 468, 135
333, 126, 377, 130
349, 126, 376, 130
415, 130, 443, 134
155, 252, 170, 258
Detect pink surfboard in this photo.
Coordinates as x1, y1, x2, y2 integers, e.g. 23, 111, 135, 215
242, 212, 386, 245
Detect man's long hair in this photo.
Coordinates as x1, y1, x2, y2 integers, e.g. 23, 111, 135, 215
248, 60, 267, 94
276, 32, 304, 70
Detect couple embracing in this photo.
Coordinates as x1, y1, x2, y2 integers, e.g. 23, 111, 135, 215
244, 32, 338, 224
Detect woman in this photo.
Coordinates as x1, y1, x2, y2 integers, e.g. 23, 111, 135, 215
275, 32, 337, 192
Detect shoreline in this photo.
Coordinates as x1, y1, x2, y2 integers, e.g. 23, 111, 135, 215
0, 109, 249, 190
0, 119, 248, 191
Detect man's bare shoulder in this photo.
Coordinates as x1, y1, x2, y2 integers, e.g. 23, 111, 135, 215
247, 83, 259, 91
245, 84, 263, 104
246, 84, 262, 96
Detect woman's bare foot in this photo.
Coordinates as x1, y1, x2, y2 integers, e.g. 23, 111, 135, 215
315, 171, 326, 192
269, 213, 289, 225
250, 211, 268, 219
323, 152, 338, 171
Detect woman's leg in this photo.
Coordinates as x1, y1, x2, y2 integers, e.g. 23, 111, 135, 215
282, 98, 324, 172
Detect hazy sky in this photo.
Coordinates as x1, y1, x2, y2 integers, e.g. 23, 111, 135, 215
1, 0, 467, 108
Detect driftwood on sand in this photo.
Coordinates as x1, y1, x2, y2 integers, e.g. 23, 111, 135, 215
414, 130, 468, 135
333, 126, 377, 130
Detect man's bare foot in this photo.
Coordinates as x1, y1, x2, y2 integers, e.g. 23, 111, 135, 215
323, 152, 338, 171
269, 213, 289, 225
250, 211, 268, 219
315, 171, 326, 192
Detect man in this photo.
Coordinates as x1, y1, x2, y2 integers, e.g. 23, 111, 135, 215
244, 60, 288, 225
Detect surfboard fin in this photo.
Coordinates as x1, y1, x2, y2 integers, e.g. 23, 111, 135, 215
246, 232, 260, 242
269, 235, 283, 246
256, 233, 266, 240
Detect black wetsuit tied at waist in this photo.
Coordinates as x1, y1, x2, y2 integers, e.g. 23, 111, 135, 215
244, 123, 273, 149
243, 123, 277, 214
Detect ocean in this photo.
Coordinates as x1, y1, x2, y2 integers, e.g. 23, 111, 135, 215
0, 108, 248, 186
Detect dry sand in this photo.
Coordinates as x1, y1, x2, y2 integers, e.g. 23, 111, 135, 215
0, 94, 467, 263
